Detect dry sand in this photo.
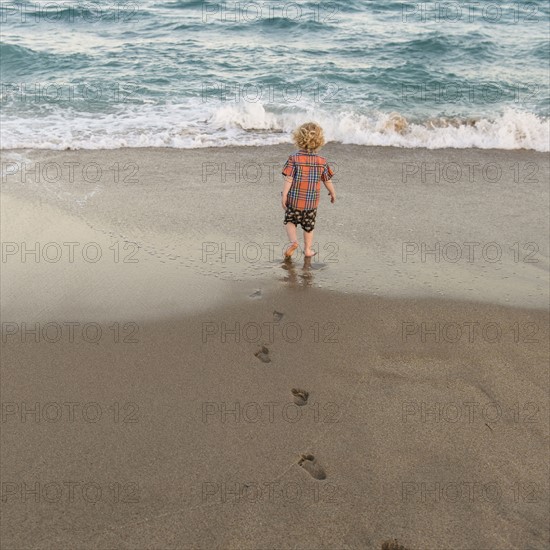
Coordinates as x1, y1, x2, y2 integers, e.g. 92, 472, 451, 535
1, 145, 549, 549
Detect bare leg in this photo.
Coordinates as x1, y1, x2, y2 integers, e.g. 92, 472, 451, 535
303, 230, 315, 256
284, 222, 299, 257
285, 222, 298, 244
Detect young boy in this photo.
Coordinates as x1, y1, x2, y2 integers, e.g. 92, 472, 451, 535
281, 122, 336, 258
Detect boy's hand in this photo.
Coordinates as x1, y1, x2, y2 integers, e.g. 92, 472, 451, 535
282, 195, 288, 210
329, 191, 336, 203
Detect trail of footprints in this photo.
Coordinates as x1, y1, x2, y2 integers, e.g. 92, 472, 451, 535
252, 306, 327, 480
248, 301, 404, 546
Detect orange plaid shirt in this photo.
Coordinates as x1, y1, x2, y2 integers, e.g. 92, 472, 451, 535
282, 150, 334, 210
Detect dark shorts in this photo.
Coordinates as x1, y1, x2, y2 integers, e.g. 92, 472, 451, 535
284, 206, 317, 232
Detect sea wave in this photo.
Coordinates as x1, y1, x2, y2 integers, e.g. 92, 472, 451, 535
0, 43, 93, 77
1, 101, 547, 151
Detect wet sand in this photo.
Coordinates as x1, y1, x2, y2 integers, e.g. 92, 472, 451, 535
1, 144, 548, 308
1, 145, 549, 549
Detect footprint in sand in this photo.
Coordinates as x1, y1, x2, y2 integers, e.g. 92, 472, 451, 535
249, 289, 262, 299
254, 345, 271, 363
291, 388, 309, 406
298, 453, 326, 480
273, 310, 284, 322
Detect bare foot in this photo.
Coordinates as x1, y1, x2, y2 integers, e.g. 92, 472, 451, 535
303, 249, 317, 258
284, 241, 299, 258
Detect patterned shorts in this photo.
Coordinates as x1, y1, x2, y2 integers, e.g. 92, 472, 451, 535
284, 206, 317, 232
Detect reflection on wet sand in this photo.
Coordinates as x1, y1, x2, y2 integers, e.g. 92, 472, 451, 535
281, 256, 320, 287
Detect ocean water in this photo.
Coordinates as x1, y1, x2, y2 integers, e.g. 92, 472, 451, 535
1, 0, 549, 150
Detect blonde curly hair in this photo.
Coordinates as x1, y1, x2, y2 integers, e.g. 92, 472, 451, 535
292, 122, 326, 152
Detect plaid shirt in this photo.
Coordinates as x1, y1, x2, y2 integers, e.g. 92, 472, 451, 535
282, 150, 334, 210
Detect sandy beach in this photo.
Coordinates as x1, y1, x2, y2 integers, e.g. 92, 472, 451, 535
1, 144, 549, 549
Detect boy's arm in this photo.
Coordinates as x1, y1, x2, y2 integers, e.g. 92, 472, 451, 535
282, 176, 292, 209
323, 179, 336, 203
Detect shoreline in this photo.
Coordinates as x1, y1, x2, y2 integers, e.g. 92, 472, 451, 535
3, 141, 550, 154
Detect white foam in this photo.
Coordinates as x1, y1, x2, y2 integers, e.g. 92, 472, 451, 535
2, 100, 548, 151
